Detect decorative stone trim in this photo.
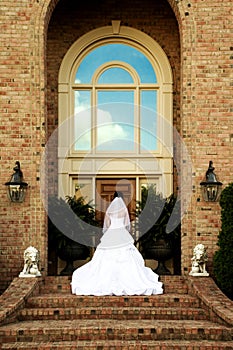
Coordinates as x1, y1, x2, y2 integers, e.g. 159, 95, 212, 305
0, 277, 41, 326
187, 276, 233, 327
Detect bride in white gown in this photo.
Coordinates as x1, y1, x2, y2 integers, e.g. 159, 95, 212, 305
71, 192, 163, 296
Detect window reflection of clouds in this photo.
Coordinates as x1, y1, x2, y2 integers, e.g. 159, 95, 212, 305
97, 120, 132, 152
74, 91, 91, 150
74, 90, 90, 114
75, 44, 157, 83
74, 43, 158, 152
97, 93, 134, 151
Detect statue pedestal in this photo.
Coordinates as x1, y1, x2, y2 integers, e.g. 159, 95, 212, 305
189, 271, 209, 277
19, 271, 41, 278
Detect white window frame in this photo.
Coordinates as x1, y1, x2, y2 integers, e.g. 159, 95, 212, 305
58, 23, 173, 199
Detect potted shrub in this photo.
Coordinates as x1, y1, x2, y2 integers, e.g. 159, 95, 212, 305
48, 188, 100, 275
213, 182, 233, 300
135, 184, 181, 275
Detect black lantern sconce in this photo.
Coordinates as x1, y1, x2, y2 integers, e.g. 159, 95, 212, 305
5, 161, 28, 203
200, 161, 222, 202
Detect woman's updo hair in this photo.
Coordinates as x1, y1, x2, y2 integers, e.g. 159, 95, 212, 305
113, 191, 124, 199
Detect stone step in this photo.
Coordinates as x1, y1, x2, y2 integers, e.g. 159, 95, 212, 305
18, 306, 207, 321
0, 319, 232, 342
25, 293, 199, 309
2, 340, 233, 350
41, 275, 188, 294
1, 276, 232, 350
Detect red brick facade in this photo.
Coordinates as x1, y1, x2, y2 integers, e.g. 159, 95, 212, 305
0, 0, 232, 293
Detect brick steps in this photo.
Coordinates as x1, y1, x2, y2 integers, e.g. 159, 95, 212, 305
19, 305, 207, 321
0, 319, 232, 342
1, 276, 232, 349
2, 340, 233, 350
41, 275, 188, 294
25, 293, 200, 308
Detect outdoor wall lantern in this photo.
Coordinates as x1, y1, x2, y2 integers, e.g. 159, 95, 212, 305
5, 161, 28, 203
200, 161, 222, 202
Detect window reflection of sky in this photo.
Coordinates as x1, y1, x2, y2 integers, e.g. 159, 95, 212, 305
98, 67, 134, 84
75, 44, 157, 84
74, 90, 91, 150
74, 43, 158, 152
140, 91, 157, 150
97, 93, 134, 151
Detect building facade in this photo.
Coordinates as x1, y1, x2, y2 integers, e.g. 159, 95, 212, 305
0, 0, 232, 292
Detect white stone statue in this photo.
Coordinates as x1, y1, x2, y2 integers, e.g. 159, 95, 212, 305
19, 246, 42, 277
189, 243, 209, 276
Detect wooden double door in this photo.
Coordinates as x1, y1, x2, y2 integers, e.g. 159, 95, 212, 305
96, 178, 136, 226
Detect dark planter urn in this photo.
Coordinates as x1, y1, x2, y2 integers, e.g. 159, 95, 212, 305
58, 242, 90, 276
146, 239, 173, 275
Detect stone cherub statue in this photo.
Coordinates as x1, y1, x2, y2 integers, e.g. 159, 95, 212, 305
19, 246, 42, 277
189, 243, 209, 276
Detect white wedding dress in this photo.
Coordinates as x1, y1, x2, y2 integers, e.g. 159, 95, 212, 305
71, 197, 163, 296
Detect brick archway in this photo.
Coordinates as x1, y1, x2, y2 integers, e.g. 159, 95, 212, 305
41, 0, 187, 278
43, 0, 183, 276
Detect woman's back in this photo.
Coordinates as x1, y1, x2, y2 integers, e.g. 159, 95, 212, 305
109, 216, 125, 229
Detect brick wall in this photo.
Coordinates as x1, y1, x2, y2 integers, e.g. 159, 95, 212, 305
0, 0, 49, 292
176, 0, 233, 273
0, 0, 232, 292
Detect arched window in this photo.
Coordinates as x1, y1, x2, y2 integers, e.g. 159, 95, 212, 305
58, 24, 173, 199
73, 43, 158, 153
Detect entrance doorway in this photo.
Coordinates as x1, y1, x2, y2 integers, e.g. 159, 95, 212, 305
96, 178, 136, 226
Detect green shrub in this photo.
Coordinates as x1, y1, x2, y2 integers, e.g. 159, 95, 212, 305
48, 187, 100, 251
213, 182, 233, 300
135, 184, 181, 254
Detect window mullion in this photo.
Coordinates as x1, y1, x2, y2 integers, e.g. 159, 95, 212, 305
92, 86, 97, 153
135, 85, 140, 154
